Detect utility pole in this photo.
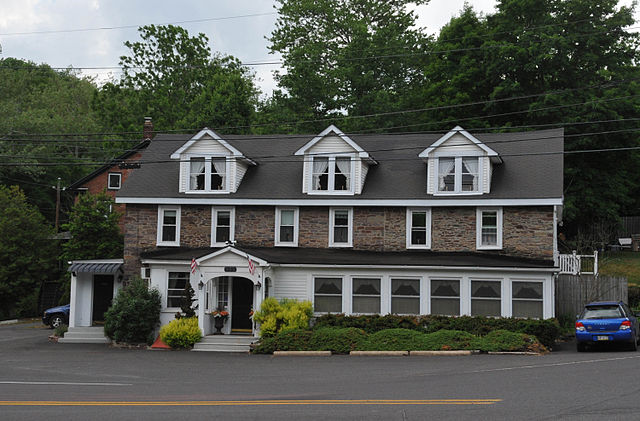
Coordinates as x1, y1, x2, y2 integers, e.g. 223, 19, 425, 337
54, 177, 61, 232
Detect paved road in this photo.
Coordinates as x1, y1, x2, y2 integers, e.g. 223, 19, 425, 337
1, 321, 639, 420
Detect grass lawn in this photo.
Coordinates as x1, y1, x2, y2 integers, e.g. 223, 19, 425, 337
599, 252, 640, 286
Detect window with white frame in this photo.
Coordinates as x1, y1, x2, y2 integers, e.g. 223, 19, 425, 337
167, 272, 189, 308
314, 277, 342, 313
512, 281, 543, 318
391, 278, 420, 314
471, 280, 501, 317
406, 208, 431, 249
437, 156, 480, 193
476, 208, 503, 249
211, 207, 234, 246
352, 278, 381, 314
108, 172, 122, 190
329, 208, 353, 247
187, 157, 227, 192
430, 279, 460, 316
275, 207, 299, 246
311, 155, 353, 193
157, 206, 180, 246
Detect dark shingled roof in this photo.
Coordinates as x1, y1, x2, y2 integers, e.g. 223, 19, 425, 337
117, 128, 563, 201
140, 246, 555, 268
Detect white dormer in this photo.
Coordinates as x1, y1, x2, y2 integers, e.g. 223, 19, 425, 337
295, 125, 376, 195
419, 126, 502, 195
171, 128, 255, 194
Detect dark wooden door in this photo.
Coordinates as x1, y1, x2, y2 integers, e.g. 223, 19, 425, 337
92, 275, 114, 324
231, 278, 253, 331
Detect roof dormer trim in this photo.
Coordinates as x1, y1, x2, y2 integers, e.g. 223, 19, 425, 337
170, 128, 247, 160
419, 126, 501, 163
294, 125, 374, 162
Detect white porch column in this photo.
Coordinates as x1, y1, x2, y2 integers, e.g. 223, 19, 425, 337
69, 273, 77, 328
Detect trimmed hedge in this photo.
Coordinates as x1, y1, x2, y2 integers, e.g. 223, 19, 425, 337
159, 317, 202, 349
252, 328, 546, 354
313, 314, 560, 349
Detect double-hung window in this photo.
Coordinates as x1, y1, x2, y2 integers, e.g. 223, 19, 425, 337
352, 278, 381, 314
430, 279, 460, 316
406, 208, 431, 249
157, 206, 180, 246
275, 207, 299, 246
471, 280, 502, 317
311, 155, 353, 193
167, 272, 189, 308
391, 278, 420, 314
512, 281, 543, 318
211, 207, 235, 246
314, 277, 342, 313
437, 156, 480, 193
476, 207, 503, 250
329, 208, 353, 247
188, 157, 227, 192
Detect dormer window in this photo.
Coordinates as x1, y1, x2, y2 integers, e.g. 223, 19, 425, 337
437, 157, 480, 193
188, 157, 227, 191
312, 156, 352, 192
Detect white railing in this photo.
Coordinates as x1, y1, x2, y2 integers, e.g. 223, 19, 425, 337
557, 250, 598, 275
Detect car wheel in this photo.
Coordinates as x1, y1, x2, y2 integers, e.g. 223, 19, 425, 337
577, 342, 587, 352
630, 336, 638, 352
49, 314, 65, 329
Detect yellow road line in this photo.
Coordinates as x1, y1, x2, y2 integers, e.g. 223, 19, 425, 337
0, 399, 502, 407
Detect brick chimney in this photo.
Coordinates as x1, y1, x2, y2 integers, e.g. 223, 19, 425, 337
143, 117, 154, 140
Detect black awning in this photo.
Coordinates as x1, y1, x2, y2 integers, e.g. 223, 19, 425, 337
68, 262, 123, 274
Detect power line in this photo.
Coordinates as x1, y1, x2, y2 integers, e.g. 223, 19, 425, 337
0, 12, 277, 36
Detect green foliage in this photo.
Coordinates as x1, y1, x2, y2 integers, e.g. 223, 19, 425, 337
159, 317, 202, 349
314, 314, 561, 348
357, 328, 429, 351
93, 24, 258, 134
253, 297, 313, 337
0, 186, 55, 319
472, 330, 534, 352
308, 327, 367, 354
104, 277, 161, 344
54, 324, 68, 338
179, 282, 197, 318
252, 329, 313, 354
62, 192, 123, 261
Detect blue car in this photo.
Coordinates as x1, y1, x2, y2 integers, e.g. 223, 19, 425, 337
42, 304, 70, 329
576, 301, 640, 352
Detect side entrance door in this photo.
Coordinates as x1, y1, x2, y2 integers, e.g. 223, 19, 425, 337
92, 275, 114, 324
231, 278, 253, 332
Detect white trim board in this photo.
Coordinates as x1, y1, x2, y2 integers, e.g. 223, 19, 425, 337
117, 197, 563, 206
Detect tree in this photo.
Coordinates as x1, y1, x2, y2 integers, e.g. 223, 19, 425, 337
268, 0, 431, 127
93, 25, 259, 134
62, 192, 123, 261
0, 185, 56, 318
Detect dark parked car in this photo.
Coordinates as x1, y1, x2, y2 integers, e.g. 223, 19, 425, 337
42, 304, 70, 329
575, 301, 640, 352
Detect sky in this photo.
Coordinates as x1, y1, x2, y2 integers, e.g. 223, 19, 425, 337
0, 0, 637, 98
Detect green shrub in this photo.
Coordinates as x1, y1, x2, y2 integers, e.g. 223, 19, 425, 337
253, 297, 313, 337
160, 317, 202, 349
53, 323, 68, 338
104, 277, 161, 345
252, 329, 313, 354
629, 286, 640, 309
420, 330, 476, 351
314, 314, 561, 348
473, 330, 542, 352
309, 327, 367, 354
357, 328, 427, 351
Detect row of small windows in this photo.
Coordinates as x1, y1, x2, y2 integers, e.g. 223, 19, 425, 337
158, 206, 503, 250
314, 277, 544, 318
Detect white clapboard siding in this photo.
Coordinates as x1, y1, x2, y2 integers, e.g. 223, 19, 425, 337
235, 160, 248, 191
358, 161, 369, 194
483, 156, 491, 193
307, 135, 357, 154
186, 134, 232, 155
179, 161, 189, 192
270, 268, 309, 302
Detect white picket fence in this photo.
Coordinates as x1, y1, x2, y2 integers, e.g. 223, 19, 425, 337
556, 250, 598, 275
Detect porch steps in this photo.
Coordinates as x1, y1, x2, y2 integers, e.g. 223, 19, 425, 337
192, 335, 257, 353
58, 326, 111, 344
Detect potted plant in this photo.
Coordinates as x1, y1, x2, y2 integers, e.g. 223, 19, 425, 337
209, 308, 229, 335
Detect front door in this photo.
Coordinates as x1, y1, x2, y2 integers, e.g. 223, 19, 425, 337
92, 275, 114, 324
231, 278, 253, 332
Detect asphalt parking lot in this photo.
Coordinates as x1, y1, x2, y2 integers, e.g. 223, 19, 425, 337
1, 321, 640, 421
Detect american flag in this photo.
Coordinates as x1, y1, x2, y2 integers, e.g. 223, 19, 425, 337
247, 256, 256, 275
190, 258, 198, 274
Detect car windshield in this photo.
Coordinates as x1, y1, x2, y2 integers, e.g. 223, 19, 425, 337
582, 305, 623, 319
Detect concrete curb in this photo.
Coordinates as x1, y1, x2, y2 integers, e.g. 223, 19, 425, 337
410, 350, 472, 356
487, 351, 541, 355
0, 319, 18, 326
350, 351, 408, 356
273, 351, 332, 356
